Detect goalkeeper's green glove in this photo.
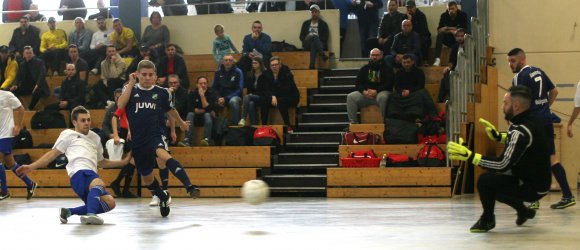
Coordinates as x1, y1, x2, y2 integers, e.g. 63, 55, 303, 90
447, 138, 482, 165
479, 118, 507, 143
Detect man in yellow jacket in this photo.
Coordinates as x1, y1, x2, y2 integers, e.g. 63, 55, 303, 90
0, 45, 18, 90
40, 17, 68, 75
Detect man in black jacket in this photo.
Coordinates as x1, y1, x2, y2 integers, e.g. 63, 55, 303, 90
433, 1, 468, 66
346, 48, 393, 124
45, 63, 85, 111
404, 1, 430, 64
299, 4, 329, 69
157, 44, 190, 89
448, 86, 552, 233
10, 46, 48, 110
9, 15, 41, 57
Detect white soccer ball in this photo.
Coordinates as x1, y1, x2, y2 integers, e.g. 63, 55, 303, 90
241, 180, 270, 205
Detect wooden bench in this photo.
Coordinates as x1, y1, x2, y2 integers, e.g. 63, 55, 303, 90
329, 144, 451, 198
272, 51, 331, 70
9, 146, 271, 198
184, 54, 242, 72
360, 105, 383, 124
348, 123, 384, 136
178, 125, 284, 145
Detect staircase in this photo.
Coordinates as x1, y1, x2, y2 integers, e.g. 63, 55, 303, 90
264, 68, 362, 197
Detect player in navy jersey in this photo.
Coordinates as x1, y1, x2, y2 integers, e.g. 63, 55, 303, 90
506, 48, 575, 209
117, 60, 200, 217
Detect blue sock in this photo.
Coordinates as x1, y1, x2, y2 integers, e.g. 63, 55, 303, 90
10, 164, 33, 187
86, 185, 106, 214
0, 163, 7, 193
70, 206, 87, 215
552, 163, 573, 198
159, 167, 169, 191
147, 178, 168, 201
166, 158, 192, 189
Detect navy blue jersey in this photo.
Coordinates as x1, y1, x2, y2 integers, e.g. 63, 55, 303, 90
512, 65, 555, 124
125, 84, 173, 148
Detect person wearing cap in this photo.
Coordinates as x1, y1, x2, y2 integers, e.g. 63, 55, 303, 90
0, 45, 18, 91
28, 3, 46, 22
299, 4, 329, 69
58, 0, 87, 20
69, 17, 93, 55
125, 45, 158, 80
67, 44, 89, 84
45, 63, 85, 111
366, 0, 404, 57
350, 0, 384, 57
87, 16, 113, 73
433, 1, 468, 66
40, 17, 69, 75
110, 18, 138, 58
142, 11, 170, 59
9, 15, 41, 57
404, 0, 430, 64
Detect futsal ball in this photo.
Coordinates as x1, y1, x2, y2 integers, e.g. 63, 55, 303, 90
241, 180, 270, 205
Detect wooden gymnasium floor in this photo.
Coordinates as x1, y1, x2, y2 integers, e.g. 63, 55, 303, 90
1, 192, 578, 250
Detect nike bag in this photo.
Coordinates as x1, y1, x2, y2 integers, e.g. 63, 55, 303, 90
341, 132, 381, 145
340, 149, 381, 168
253, 126, 279, 146
417, 139, 445, 167
12, 127, 33, 149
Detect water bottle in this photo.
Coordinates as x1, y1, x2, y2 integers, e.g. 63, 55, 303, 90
380, 154, 387, 168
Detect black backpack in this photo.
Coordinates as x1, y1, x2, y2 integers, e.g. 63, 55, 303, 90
271, 40, 298, 52
225, 127, 256, 146
31, 110, 67, 129
12, 127, 33, 149
47, 154, 68, 169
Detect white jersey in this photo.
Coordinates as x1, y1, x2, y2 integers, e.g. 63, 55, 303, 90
53, 129, 104, 177
0, 90, 22, 139
575, 82, 580, 108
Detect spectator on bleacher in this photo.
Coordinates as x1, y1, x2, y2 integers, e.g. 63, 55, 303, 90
346, 48, 393, 124
385, 19, 421, 68
212, 54, 243, 126
437, 28, 465, 103
149, 0, 188, 16
126, 46, 158, 80
238, 20, 272, 74
182, 76, 219, 147
263, 56, 300, 132
350, 0, 384, 57
0, 89, 37, 201
0, 45, 18, 91
11, 46, 48, 110
238, 56, 268, 126
366, 0, 403, 57
299, 4, 330, 70
111, 18, 138, 58
212, 24, 239, 66
91, 45, 126, 108
404, 1, 430, 64
387, 54, 437, 122
432, 1, 467, 66
157, 43, 190, 89
28, 3, 46, 22
2, 0, 31, 23
68, 17, 93, 56
66, 44, 89, 85
142, 11, 170, 59
88, 0, 112, 20
87, 16, 113, 74
9, 15, 41, 58
296, 0, 335, 10
246, 1, 284, 13
168, 74, 188, 121
40, 17, 68, 76
196, 0, 233, 14
58, 0, 87, 20
45, 63, 86, 111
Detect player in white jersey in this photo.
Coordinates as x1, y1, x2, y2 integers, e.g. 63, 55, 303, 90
16, 106, 130, 225
0, 90, 37, 200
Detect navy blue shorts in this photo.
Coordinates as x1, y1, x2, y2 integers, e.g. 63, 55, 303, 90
70, 170, 108, 204
132, 135, 169, 176
543, 124, 555, 156
0, 138, 13, 155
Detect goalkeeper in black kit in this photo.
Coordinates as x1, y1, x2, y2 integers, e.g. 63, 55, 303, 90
447, 86, 552, 233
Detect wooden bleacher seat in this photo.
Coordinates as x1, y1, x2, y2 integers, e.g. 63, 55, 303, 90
348, 123, 384, 136
360, 105, 383, 124
184, 54, 242, 72
272, 51, 331, 70
329, 144, 451, 198
292, 69, 318, 88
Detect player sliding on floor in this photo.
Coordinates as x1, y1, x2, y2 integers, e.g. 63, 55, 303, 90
16, 106, 131, 225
